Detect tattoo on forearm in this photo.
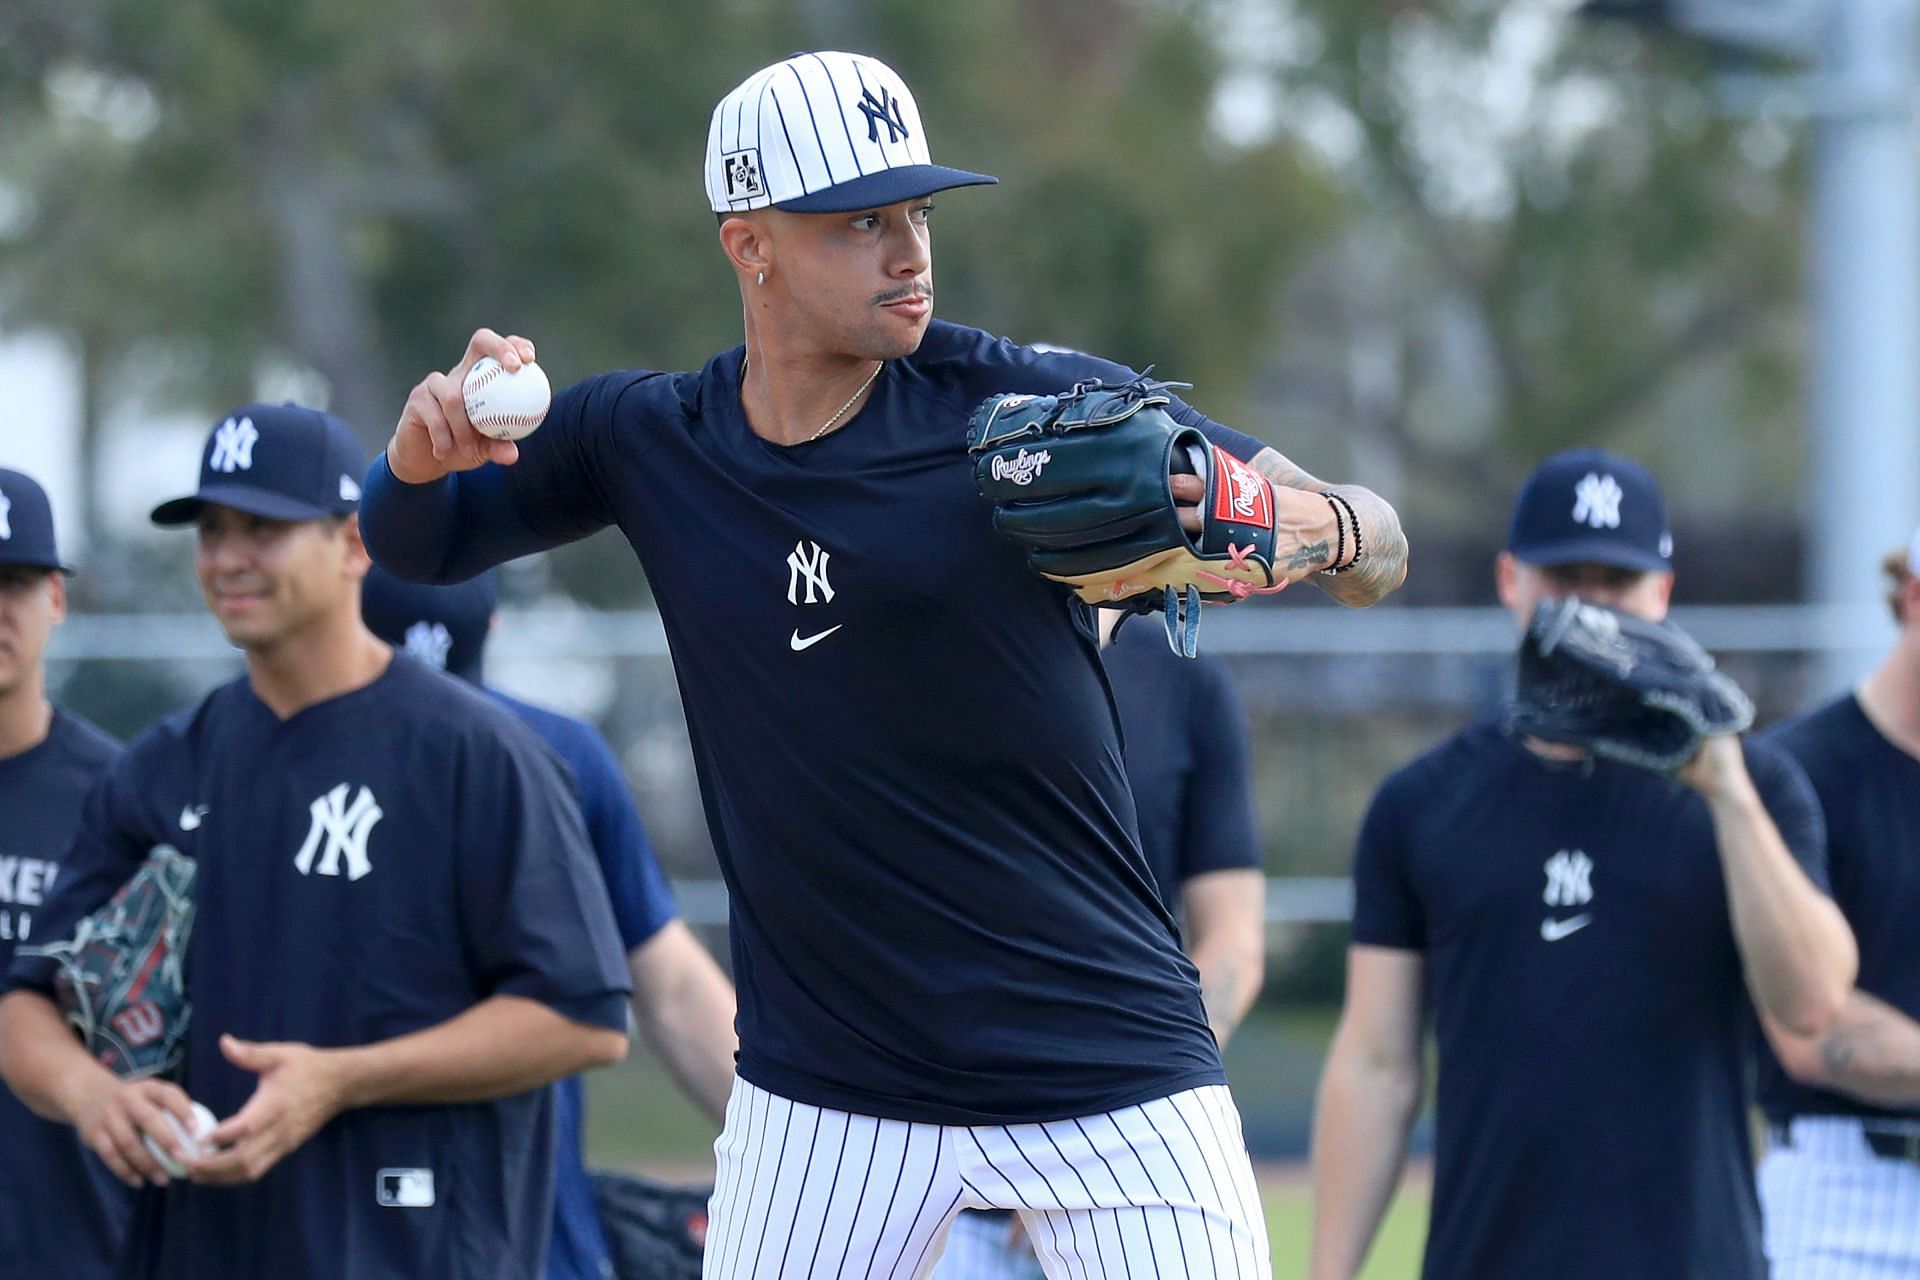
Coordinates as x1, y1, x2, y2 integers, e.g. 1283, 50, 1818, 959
1200, 964, 1246, 1045
1820, 1030, 1859, 1079
1288, 541, 1332, 571
1247, 449, 1408, 606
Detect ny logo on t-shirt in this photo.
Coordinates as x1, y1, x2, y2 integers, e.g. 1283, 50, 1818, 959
294, 784, 383, 881
1543, 849, 1594, 907
787, 540, 835, 605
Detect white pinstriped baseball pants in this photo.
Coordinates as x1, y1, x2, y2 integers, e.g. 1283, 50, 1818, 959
1761, 1118, 1920, 1280
703, 1078, 1273, 1280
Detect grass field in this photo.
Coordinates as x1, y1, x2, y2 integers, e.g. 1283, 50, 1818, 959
586, 1024, 1432, 1279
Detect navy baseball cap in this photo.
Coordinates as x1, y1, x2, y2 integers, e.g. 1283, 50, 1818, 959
0, 468, 74, 574
152, 403, 367, 527
360, 565, 497, 683
1507, 447, 1674, 573
705, 52, 997, 214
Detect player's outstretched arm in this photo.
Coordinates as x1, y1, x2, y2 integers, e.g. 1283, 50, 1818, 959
0, 990, 203, 1187
1309, 946, 1425, 1280
1763, 991, 1920, 1109
629, 921, 739, 1124
191, 996, 627, 1186
1684, 739, 1856, 1037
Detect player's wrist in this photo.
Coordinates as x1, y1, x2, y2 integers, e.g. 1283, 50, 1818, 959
384, 441, 444, 488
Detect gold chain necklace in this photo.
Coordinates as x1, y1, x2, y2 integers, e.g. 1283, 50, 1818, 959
742, 357, 885, 441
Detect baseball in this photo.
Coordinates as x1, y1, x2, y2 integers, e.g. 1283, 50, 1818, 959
462, 356, 551, 441
144, 1100, 217, 1178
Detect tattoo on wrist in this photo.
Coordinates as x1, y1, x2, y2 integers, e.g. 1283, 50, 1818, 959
1288, 541, 1332, 571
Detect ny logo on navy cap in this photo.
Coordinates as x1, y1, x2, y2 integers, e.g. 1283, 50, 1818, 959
1508, 447, 1674, 574
152, 403, 368, 527
705, 52, 997, 214
0, 468, 74, 574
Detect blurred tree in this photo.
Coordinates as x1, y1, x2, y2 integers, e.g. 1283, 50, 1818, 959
0, 0, 1334, 600
1218, 0, 1807, 571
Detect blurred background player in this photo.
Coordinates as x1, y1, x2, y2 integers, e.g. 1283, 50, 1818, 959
1308, 448, 1855, 1280
0, 405, 632, 1280
359, 564, 738, 1280
1754, 528, 1920, 1278
938, 605, 1268, 1280
0, 468, 131, 1276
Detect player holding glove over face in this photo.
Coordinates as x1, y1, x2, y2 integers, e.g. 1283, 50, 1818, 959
361, 49, 1406, 1280
1310, 448, 1855, 1280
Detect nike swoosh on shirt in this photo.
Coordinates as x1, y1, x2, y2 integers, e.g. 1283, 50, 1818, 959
179, 805, 209, 831
789, 625, 844, 651
1540, 914, 1592, 942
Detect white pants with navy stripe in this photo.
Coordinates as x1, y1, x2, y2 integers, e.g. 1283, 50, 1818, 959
703, 1078, 1272, 1280
1761, 1117, 1920, 1280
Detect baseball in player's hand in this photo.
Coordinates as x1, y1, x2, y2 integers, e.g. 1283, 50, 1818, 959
190, 1034, 347, 1185
72, 1075, 202, 1188
387, 328, 538, 485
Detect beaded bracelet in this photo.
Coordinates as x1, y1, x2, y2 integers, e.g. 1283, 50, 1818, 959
1320, 493, 1346, 575
1322, 491, 1365, 575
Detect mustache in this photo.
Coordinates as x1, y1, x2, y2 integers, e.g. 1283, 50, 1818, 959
872, 283, 933, 305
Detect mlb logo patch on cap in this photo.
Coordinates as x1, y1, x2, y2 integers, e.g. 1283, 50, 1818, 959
705, 51, 997, 214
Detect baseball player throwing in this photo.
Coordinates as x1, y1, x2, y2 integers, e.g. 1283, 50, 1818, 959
362, 49, 1407, 1279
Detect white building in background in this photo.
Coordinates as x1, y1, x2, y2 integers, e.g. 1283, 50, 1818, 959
0, 332, 234, 557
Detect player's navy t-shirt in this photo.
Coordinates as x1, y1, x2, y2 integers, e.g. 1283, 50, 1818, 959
1351, 722, 1828, 1280
1760, 694, 1920, 1124
361, 320, 1270, 1124
490, 690, 679, 1280
3, 658, 632, 1280
1101, 621, 1261, 910
0, 709, 132, 1278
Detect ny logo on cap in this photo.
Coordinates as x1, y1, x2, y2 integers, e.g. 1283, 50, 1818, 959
0, 490, 11, 541
857, 87, 908, 145
723, 150, 765, 199
1571, 472, 1623, 530
210, 416, 260, 474
404, 621, 453, 671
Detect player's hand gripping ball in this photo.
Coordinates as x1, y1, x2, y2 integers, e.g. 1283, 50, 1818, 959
143, 1100, 217, 1178
462, 356, 551, 441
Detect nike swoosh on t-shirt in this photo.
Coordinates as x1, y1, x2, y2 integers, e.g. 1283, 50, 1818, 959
790, 625, 843, 651
1540, 914, 1592, 942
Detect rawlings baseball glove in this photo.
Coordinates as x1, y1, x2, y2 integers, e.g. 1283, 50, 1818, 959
968, 376, 1287, 657
18, 844, 195, 1080
590, 1170, 710, 1280
1508, 597, 1754, 772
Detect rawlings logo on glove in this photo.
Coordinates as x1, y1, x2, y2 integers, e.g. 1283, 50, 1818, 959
967, 375, 1286, 656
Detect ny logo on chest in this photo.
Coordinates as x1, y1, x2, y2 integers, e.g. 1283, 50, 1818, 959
293, 784, 383, 881
1540, 849, 1595, 941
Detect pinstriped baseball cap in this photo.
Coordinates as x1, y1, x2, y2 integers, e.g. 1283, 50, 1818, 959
705, 51, 997, 214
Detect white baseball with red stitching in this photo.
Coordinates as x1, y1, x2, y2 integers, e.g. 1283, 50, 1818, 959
462, 357, 551, 441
